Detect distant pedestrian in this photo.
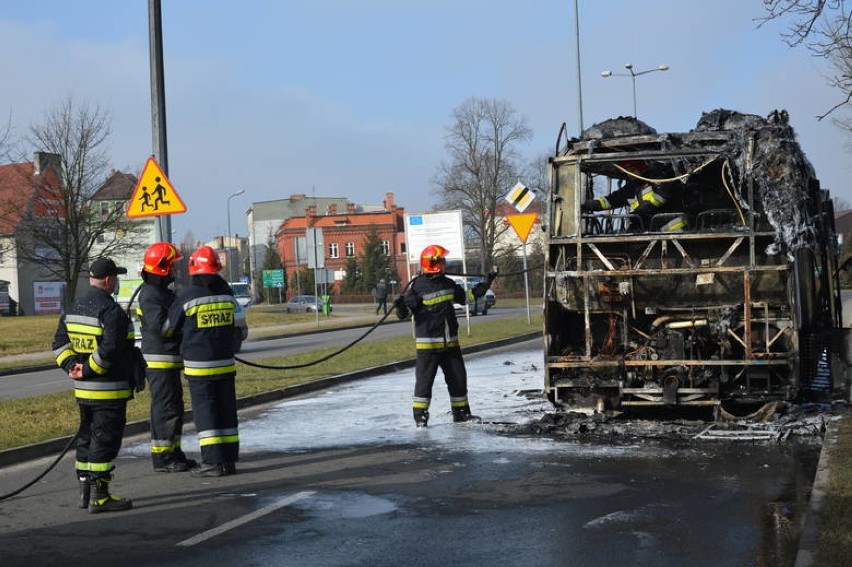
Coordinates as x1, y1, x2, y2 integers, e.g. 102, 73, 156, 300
374, 278, 388, 315
165, 245, 240, 477
138, 242, 196, 473
52, 257, 137, 513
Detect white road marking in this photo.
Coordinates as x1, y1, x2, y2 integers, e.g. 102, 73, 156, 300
176, 490, 316, 547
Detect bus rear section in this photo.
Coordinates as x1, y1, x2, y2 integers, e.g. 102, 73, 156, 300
542, 110, 844, 412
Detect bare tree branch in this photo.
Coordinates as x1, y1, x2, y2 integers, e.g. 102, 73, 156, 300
10, 96, 148, 303
758, 0, 852, 119
433, 98, 531, 273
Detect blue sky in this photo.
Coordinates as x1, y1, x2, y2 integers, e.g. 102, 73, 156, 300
1, 1, 849, 243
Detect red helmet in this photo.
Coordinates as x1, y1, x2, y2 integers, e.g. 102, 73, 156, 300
420, 244, 448, 274
188, 245, 223, 276
142, 242, 182, 276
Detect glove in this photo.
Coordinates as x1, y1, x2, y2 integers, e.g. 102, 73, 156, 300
581, 199, 600, 213
393, 295, 409, 319
472, 282, 488, 298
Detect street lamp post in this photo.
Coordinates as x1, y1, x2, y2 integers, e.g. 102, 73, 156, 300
226, 189, 246, 283
601, 63, 669, 118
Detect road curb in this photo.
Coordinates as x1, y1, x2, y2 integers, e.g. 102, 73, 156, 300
794, 418, 837, 567
0, 332, 540, 469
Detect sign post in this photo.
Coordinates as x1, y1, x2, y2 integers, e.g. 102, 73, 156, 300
505, 194, 538, 325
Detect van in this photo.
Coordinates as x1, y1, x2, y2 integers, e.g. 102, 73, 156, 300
230, 282, 251, 308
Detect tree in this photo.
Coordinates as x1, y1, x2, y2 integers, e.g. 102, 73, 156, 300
340, 256, 362, 294
259, 229, 285, 303
8, 97, 147, 303
359, 224, 390, 294
759, 1, 852, 119
434, 98, 532, 274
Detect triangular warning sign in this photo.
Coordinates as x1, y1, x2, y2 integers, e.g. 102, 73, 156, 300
126, 157, 187, 218
506, 213, 538, 243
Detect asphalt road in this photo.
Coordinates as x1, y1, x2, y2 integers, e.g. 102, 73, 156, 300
0, 343, 820, 567
0, 306, 529, 401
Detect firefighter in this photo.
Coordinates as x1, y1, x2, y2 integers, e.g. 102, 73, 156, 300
581, 174, 687, 232
165, 245, 239, 477
138, 242, 197, 472
393, 245, 496, 427
52, 257, 135, 513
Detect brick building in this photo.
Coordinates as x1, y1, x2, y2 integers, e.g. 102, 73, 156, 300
276, 192, 406, 295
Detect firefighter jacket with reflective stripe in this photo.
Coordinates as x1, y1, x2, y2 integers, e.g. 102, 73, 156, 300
137, 277, 183, 370
403, 274, 469, 351
52, 285, 135, 404
165, 274, 237, 378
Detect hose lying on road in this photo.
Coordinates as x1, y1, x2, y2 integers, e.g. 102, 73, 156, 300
0, 434, 77, 501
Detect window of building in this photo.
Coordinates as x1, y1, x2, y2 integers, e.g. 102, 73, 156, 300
381, 240, 389, 255
114, 201, 123, 214
345, 242, 355, 257
400, 242, 407, 254
100, 202, 110, 216
329, 242, 339, 258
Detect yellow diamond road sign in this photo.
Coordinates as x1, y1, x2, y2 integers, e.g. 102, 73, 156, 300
505, 181, 534, 213
126, 157, 187, 218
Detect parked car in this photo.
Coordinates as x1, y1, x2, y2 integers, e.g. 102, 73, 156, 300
132, 300, 249, 353
285, 294, 329, 314
450, 277, 491, 316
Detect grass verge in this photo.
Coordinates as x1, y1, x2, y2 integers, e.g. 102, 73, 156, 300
817, 415, 852, 567
0, 314, 541, 450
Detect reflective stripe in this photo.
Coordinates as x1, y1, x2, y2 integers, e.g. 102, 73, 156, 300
412, 397, 430, 409
74, 387, 132, 400
184, 358, 236, 376
151, 439, 180, 454
662, 216, 687, 232
596, 197, 612, 210
199, 434, 240, 447
421, 288, 455, 306
197, 427, 239, 447
92, 350, 111, 371
88, 353, 108, 375
416, 341, 460, 350
88, 461, 116, 473
639, 186, 666, 207
144, 353, 183, 369
55, 345, 75, 366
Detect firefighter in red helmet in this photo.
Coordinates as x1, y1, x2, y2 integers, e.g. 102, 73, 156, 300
393, 245, 496, 427
138, 242, 196, 473
164, 245, 240, 477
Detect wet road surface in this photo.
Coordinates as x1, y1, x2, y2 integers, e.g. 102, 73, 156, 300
0, 343, 820, 566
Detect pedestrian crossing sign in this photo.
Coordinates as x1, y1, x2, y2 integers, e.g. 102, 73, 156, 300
126, 157, 187, 218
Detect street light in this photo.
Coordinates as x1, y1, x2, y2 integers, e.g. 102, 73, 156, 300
226, 189, 246, 283
601, 63, 669, 118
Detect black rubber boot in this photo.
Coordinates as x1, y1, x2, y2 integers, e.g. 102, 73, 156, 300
452, 406, 481, 423
88, 475, 132, 514
191, 462, 225, 477
413, 408, 429, 428
77, 471, 91, 509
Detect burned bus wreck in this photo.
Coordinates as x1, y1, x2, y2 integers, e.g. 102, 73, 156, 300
543, 109, 843, 411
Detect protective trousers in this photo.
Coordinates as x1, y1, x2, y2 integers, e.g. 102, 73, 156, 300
187, 373, 239, 465
147, 368, 188, 468
412, 348, 472, 424
75, 403, 127, 477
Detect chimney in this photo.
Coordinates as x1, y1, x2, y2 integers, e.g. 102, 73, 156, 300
346, 203, 356, 214
33, 152, 61, 176
306, 204, 317, 223
383, 192, 395, 211
327, 203, 338, 215
290, 194, 306, 200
